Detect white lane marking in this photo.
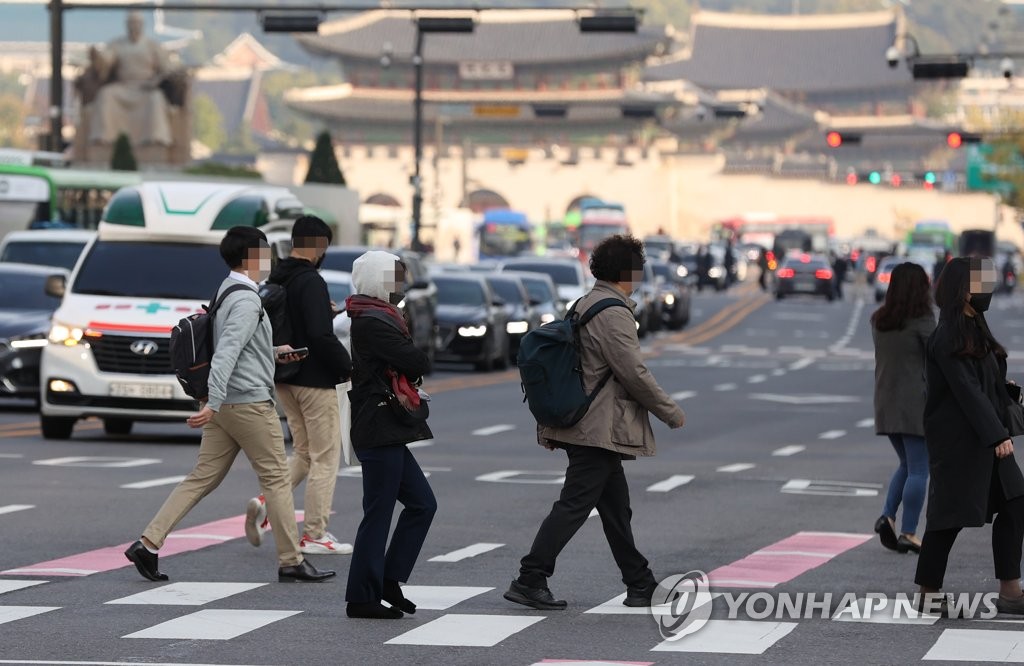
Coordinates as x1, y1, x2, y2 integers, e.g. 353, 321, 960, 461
750, 394, 859, 405
429, 543, 504, 563
782, 479, 880, 497
0, 606, 60, 626
124, 609, 301, 640
33, 456, 161, 468
476, 470, 565, 484
0, 661, 265, 666
819, 430, 848, 440
923, 628, 1024, 661
472, 425, 516, 436
829, 298, 866, 353
717, 463, 756, 473
120, 476, 187, 490
747, 375, 767, 384
671, 391, 697, 401
107, 582, 267, 606
771, 369, 787, 377
0, 580, 47, 595
772, 445, 806, 457
652, 619, 798, 654
646, 474, 695, 492
0, 505, 34, 516
715, 383, 737, 392
857, 418, 875, 428
0, 454, 24, 458
385, 614, 544, 647
587, 591, 724, 616
789, 357, 815, 371
398, 586, 493, 610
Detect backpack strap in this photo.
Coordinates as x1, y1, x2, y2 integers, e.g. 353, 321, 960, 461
576, 297, 630, 327
209, 282, 264, 323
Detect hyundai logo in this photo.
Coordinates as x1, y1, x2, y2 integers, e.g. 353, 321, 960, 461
130, 340, 159, 357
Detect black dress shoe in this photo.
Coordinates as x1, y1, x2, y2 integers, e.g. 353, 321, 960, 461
874, 516, 898, 551
278, 559, 336, 583
503, 580, 567, 610
384, 578, 416, 614
896, 535, 921, 554
347, 602, 403, 619
124, 540, 168, 582
624, 583, 658, 608
996, 595, 1024, 615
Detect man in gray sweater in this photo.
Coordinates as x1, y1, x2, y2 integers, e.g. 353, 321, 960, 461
124, 226, 335, 584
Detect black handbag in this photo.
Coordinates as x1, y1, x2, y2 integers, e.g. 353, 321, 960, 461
1006, 382, 1024, 437
374, 372, 429, 427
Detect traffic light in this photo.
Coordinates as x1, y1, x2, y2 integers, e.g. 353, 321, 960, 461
923, 171, 936, 190
946, 132, 982, 149
868, 171, 882, 185
826, 131, 861, 148
845, 171, 858, 185
890, 173, 902, 187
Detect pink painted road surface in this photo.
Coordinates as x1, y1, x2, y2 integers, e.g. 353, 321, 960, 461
2, 512, 303, 577
708, 531, 871, 589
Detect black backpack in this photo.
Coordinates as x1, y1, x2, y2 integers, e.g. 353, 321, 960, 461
517, 297, 629, 428
170, 283, 262, 401
259, 276, 300, 382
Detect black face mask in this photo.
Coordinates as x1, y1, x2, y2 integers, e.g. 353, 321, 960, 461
314, 253, 326, 270
971, 292, 993, 313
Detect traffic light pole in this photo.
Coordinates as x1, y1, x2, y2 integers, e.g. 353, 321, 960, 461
411, 27, 425, 253
48, 0, 63, 152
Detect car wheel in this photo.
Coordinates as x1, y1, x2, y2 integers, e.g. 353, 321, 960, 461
103, 418, 133, 436
40, 415, 75, 440
495, 341, 510, 370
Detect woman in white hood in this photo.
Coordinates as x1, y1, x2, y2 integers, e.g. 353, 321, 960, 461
344, 251, 437, 620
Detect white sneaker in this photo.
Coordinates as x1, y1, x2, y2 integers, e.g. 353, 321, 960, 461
245, 495, 268, 547
299, 532, 353, 555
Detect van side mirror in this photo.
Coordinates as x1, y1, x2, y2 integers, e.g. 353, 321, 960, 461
45, 274, 66, 298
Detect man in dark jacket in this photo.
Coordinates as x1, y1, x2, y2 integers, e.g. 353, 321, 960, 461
504, 235, 686, 611
245, 216, 353, 556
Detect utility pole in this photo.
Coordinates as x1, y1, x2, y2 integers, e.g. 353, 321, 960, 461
411, 27, 425, 252
49, 0, 64, 152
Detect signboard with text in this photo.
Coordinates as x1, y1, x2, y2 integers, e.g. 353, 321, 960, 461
459, 61, 514, 81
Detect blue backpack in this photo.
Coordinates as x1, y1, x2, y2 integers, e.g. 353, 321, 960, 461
517, 297, 629, 428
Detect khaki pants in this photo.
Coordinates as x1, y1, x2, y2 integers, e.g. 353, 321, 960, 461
143, 401, 303, 567
277, 384, 341, 540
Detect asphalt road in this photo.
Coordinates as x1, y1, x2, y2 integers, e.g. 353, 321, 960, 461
3, 281, 1024, 666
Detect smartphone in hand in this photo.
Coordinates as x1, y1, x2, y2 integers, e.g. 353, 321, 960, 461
278, 346, 309, 360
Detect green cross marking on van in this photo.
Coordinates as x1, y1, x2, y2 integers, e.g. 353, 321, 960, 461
138, 302, 170, 314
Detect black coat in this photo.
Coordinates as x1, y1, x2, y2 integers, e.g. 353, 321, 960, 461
923, 320, 1024, 531
349, 315, 432, 450
269, 258, 352, 388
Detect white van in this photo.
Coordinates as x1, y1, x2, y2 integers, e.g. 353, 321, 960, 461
39, 181, 302, 439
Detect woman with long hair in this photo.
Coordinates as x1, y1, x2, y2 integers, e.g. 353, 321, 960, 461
916, 256, 1024, 615
871, 262, 935, 554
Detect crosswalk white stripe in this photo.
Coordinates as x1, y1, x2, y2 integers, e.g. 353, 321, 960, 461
0, 661, 259, 665
123, 609, 301, 640
397, 586, 493, 610
818, 430, 847, 440
652, 619, 798, 654
472, 424, 516, 436
714, 383, 737, 391
646, 475, 695, 492
0, 580, 47, 595
670, 391, 697, 401
923, 628, 1024, 661
0, 606, 60, 626
106, 582, 267, 606
772, 445, 806, 457
717, 463, 756, 473
3, 568, 96, 575
385, 614, 544, 647
119, 476, 187, 490
856, 418, 875, 428
0, 505, 34, 516
429, 543, 504, 563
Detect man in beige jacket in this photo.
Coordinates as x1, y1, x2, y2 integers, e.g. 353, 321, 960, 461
505, 234, 686, 611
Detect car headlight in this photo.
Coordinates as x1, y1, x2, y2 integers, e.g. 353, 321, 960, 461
458, 325, 487, 337
9, 333, 48, 349
49, 322, 86, 346
540, 313, 556, 324
507, 321, 529, 335
663, 293, 675, 306
708, 267, 723, 278
676, 265, 689, 278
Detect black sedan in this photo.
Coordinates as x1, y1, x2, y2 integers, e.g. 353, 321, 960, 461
651, 261, 692, 330
321, 246, 438, 372
432, 274, 510, 372
504, 271, 564, 324
775, 254, 835, 301
0, 264, 67, 403
484, 274, 541, 362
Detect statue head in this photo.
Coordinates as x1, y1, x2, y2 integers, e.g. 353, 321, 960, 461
126, 11, 144, 42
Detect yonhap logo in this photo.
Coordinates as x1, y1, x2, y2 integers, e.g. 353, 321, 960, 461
652, 570, 714, 641
130, 340, 159, 357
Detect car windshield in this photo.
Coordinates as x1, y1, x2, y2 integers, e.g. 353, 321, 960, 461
434, 278, 486, 306
0, 271, 61, 310
1, 241, 87, 271
487, 279, 524, 304
652, 264, 672, 280
504, 262, 578, 286
520, 277, 553, 303
320, 250, 365, 273
73, 241, 225, 300
324, 280, 352, 304
580, 224, 628, 250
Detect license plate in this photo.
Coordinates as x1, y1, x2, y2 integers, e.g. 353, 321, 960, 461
110, 383, 174, 399
795, 280, 814, 290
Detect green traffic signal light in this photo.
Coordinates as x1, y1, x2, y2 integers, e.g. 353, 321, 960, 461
925, 172, 937, 184
869, 171, 881, 185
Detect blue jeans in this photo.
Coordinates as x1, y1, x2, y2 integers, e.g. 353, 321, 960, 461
882, 434, 929, 535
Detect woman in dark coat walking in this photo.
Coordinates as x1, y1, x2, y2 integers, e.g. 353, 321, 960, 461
917, 257, 1024, 615
344, 251, 437, 620
871, 262, 935, 553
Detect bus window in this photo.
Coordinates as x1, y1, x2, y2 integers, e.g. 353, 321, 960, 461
479, 216, 532, 260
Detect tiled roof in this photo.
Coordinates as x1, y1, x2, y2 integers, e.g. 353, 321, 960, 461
298, 10, 671, 65
645, 10, 912, 93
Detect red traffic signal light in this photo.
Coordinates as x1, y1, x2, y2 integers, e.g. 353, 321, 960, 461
947, 132, 963, 149
825, 131, 861, 148
845, 172, 858, 185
